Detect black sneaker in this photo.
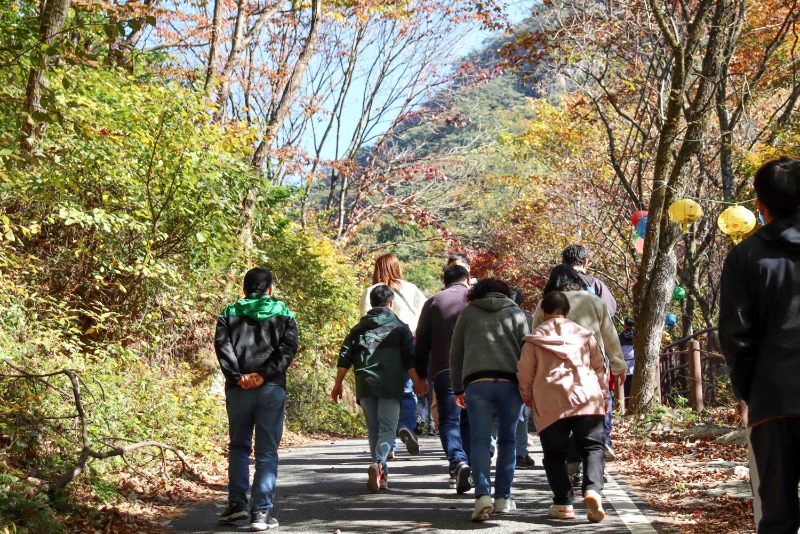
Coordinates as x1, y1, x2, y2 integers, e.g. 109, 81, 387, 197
398, 427, 419, 455
219, 500, 248, 522
516, 454, 536, 469
455, 461, 472, 494
250, 509, 279, 531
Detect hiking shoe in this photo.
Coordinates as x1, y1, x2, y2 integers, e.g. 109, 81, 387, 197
569, 470, 582, 487
493, 496, 516, 513
219, 500, 248, 522
547, 504, 575, 519
387, 450, 395, 461
605, 443, 616, 461
455, 461, 472, 494
398, 427, 419, 455
249, 509, 278, 531
367, 462, 381, 493
471, 495, 494, 521
516, 454, 536, 469
584, 490, 606, 523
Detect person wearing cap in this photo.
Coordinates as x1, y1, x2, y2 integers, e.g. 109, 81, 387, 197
214, 267, 299, 532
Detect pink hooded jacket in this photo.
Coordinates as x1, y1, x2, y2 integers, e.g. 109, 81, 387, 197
517, 317, 608, 433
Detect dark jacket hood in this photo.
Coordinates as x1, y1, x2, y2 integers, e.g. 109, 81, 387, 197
757, 214, 800, 250
358, 307, 400, 329
470, 292, 518, 312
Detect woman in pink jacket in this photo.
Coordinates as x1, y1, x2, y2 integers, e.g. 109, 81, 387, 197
517, 291, 608, 523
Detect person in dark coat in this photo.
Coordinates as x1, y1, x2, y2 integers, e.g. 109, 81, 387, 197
719, 157, 800, 534
214, 268, 298, 531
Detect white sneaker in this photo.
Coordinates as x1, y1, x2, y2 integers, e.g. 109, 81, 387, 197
493, 497, 516, 513
547, 504, 575, 519
584, 490, 606, 522
471, 495, 494, 521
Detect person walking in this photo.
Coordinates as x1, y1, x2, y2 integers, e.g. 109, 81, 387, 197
450, 279, 529, 521
332, 284, 426, 493
359, 253, 427, 456
561, 244, 617, 318
719, 157, 800, 533
532, 264, 626, 482
518, 290, 608, 522
214, 268, 298, 531
415, 265, 472, 493
618, 318, 635, 398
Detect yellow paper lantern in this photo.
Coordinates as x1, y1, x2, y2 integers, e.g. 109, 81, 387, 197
668, 198, 703, 232
718, 205, 756, 244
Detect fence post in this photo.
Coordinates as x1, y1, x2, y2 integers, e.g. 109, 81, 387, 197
688, 339, 704, 412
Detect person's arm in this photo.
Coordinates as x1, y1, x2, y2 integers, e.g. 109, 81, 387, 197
414, 299, 433, 379
358, 287, 371, 317
330, 367, 348, 403
255, 316, 299, 383
331, 330, 357, 402
594, 279, 617, 318
531, 302, 544, 329
589, 336, 608, 397
449, 311, 467, 394
599, 303, 626, 380
719, 249, 758, 402
517, 342, 536, 408
214, 315, 242, 383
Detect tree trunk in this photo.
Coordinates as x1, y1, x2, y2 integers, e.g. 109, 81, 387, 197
20, 0, 73, 155
204, 0, 224, 92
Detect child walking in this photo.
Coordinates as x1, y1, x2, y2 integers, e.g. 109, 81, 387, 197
331, 284, 426, 492
517, 290, 608, 522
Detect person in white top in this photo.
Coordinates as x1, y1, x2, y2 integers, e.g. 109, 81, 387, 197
359, 253, 427, 455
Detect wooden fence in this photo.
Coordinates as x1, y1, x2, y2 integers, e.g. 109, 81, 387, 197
659, 326, 725, 411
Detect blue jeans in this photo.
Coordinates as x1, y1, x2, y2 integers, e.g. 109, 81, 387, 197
465, 380, 522, 499
393, 376, 417, 451
433, 371, 468, 471
226, 384, 285, 511
360, 396, 400, 473
516, 405, 531, 456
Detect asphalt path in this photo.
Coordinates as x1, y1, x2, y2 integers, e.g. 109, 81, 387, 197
170, 435, 659, 533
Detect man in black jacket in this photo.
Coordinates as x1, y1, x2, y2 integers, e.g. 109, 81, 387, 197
720, 157, 800, 534
214, 267, 298, 532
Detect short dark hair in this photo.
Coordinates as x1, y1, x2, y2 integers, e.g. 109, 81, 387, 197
467, 278, 511, 302
509, 287, 525, 306
447, 253, 470, 267
753, 157, 800, 220
561, 244, 589, 266
543, 264, 584, 295
443, 265, 469, 286
370, 284, 394, 308
541, 291, 571, 316
624, 317, 635, 328
243, 267, 272, 294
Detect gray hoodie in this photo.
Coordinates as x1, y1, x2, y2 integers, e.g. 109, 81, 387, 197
449, 292, 530, 394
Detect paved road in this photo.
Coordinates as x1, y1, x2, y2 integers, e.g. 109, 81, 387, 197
171, 435, 658, 533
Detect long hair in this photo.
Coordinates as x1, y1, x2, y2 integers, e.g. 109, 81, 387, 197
371, 253, 403, 290
543, 264, 583, 295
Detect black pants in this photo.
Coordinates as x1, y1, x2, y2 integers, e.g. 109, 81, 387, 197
750, 417, 800, 534
539, 415, 605, 505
